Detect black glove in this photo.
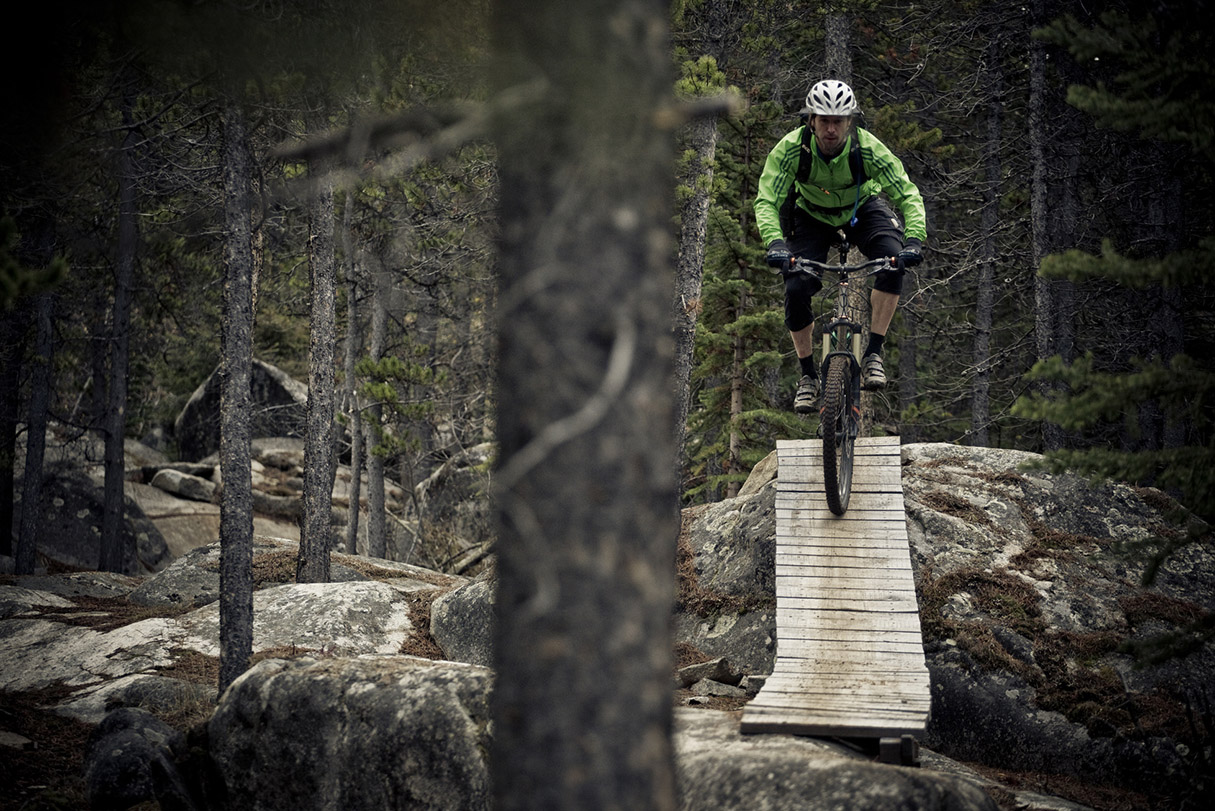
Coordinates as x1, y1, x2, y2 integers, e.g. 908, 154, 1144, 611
896, 238, 923, 271
766, 239, 792, 272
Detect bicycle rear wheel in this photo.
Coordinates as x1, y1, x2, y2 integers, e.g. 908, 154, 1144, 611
821, 354, 857, 515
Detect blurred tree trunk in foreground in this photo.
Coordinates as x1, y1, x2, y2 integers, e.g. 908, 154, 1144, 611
488, 0, 679, 808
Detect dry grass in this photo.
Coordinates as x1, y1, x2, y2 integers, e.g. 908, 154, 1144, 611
399, 588, 448, 660
0, 687, 92, 810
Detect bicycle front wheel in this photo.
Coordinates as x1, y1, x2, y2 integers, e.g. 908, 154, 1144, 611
821, 354, 857, 515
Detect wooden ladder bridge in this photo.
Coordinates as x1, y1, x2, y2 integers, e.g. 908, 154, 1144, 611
739, 436, 930, 765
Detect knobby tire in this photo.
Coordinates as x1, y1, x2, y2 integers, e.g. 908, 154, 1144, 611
821, 355, 855, 515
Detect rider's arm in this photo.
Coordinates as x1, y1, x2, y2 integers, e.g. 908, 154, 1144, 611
754, 128, 804, 248
859, 130, 927, 243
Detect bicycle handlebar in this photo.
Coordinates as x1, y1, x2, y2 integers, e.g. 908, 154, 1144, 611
784, 255, 895, 278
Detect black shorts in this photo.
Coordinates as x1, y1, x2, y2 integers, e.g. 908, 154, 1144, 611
783, 197, 905, 332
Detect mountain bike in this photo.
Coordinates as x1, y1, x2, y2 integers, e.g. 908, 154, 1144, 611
785, 241, 895, 516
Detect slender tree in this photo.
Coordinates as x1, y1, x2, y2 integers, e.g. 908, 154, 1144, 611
99, 73, 139, 573
364, 258, 389, 559
297, 156, 338, 583
971, 31, 1004, 447
1029, 0, 1065, 451
16, 292, 54, 576
218, 92, 256, 693
341, 205, 364, 555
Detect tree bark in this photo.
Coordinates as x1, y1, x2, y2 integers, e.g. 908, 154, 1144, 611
489, 0, 678, 808
365, 259, 388, 559
1030, 0, 1063, 451
16, 293, 53, 576
726, 288, 746, 498
100, 80, 138, 573
824, 14, 852, 85
0, 309, 22, 557
342, 207, 363, 556
218, 94, 255, 694
298, 159, 337, 583
673, 98, 718, 492
971, 33, 1003, 447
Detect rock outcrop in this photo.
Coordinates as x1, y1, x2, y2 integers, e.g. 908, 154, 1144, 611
678, 442, 1215, 799
4, 442, 1210, 809
174, 359, 309, 462
15, 470, 170, 575
85, 708, 197, 811
208, 656, 493, 811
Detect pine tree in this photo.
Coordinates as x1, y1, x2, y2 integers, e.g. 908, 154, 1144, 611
1014, 5, 1215, 609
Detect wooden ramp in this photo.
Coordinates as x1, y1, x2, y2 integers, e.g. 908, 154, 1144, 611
740, 436, 931, 744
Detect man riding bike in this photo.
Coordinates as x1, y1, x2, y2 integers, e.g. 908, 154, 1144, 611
754, 79, 927, 414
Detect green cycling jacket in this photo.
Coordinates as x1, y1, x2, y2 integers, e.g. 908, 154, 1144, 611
754, 125, 927, 249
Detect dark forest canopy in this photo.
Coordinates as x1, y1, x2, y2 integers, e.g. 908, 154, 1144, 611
2, 0, 1213, 513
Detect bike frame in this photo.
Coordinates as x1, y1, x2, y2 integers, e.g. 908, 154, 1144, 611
790, 242, 892, 391
785, 240, 893, 514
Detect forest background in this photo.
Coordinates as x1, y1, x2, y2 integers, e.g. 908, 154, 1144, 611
3, 0, 1214, 583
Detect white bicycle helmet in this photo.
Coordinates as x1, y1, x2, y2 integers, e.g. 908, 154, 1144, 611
804, 80, 858, 116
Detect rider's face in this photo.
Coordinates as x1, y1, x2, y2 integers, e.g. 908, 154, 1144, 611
811, 115, 850, 156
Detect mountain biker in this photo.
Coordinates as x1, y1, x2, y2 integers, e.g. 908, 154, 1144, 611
754, 79, 927, 414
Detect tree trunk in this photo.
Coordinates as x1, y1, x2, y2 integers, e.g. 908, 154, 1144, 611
342, 209, 363, 556
489, 0, 678, 808
298, 159, 337, 584
1029, 0, 1063, 451
365, 259, 388, 559
726, 287, 746, 498
672, 45, 720, 495
824, 14, 852, 84
218, 94, 255, 694
971, 34, 1003, 447
100, 81, 138, 573
0, 310, 22, 557
16, 293, 53, 576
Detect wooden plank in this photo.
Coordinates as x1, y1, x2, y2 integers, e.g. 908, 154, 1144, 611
776, 598, 921, 614
760, 674, 930, 691
776, 547, 911, 561
777, 437, 901, 455
744, 698, 928, 717
770, 655, 928, 673
762, 675, 930, 693
756, 684, 931, 702
774, 562, 913, 578
749, 696, 930, 715
775, 573, 914, 591
774, 510, 908, 523
759, 683, 931, 702
777, 510, 908, 524
775, 583, 917, 603
776, 612, 922, 635
743, 703, 929, 723
775, 547, 912, 563
776, 625, 924, 642
775, 459, 902, 474
777, 638, 926, 656
775, 528, 910, 546
775, 471, 900, 486
739, 709, 926, 738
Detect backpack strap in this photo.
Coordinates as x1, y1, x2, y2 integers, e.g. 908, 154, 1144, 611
779, 125, 868, 235
778, 123, 815, 238
847, 131, 867, 226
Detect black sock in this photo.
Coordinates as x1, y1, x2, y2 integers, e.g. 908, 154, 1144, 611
864, 332, 885, 358
799, 355, 817, 379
